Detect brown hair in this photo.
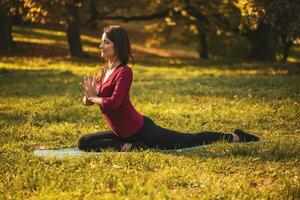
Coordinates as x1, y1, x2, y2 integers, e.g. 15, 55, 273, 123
97, 25, 134, 82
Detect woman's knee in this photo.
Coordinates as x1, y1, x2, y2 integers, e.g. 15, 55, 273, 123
77, 135, 90, 150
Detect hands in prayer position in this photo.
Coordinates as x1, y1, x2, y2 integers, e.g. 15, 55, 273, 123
81, 76, 97, 97
80, 76, 102, 105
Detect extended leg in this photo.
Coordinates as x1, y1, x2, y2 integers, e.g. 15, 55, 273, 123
146, 125, 234, 149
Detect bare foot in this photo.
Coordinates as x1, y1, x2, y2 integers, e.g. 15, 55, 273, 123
120, 143, 132, 152
232, 133, 240, 142
234, 129, 259, 142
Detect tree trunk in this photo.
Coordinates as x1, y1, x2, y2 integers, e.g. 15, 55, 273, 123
65, 0, 87, 58
0, 12, 14, 51
88, 0, 98, 30
281, 34, 293, 62
246, 23, 277, 61
196, 22, 209, 59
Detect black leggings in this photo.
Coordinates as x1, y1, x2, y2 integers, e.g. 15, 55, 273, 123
78, 116, 233, 152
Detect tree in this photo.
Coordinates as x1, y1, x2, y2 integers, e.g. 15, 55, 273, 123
0, 11, 14, 51
0, 0, 88, 58
28, 0, 88, 58
1, 0, 166, 57
0, 0, 48, 52
140, 0, 300, 62
236, 0, 300, 61
64, 0, 87, 58
176, 0, 216, 59
132, 0, 236, 60
106, 0, 213, 59
32, 0, 158, 58
270, 0, 300, 62
0, 0, 19, 51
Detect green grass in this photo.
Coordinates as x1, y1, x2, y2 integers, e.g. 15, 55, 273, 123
0, 25, 300, 199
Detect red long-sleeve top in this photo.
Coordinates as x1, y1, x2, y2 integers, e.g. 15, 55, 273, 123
96, 64, 144, 139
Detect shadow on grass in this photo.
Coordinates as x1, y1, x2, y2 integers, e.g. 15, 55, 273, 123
0, 69, 102, 125
0, 39, 200, 66
14, 25, 100, 48
159, 140, 300, 162
14, 27, 66, 42
1, 41, 299, 75
1, 67, 299, 102
0, 41, 69, 58
133, 74, 300, 102
1, 67, 298, 132
0, 68, 81, 97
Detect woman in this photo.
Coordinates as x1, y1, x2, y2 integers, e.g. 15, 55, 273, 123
78, 25, 259, 152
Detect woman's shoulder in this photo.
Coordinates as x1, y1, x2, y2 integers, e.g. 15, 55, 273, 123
116, 64, 132, 75
119, 64, 131, 70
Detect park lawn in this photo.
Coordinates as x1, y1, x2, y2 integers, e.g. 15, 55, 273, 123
0, 26, 300, 199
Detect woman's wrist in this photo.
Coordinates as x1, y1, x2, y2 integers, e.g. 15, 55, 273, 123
83, 96, 94, 106
88, 96, 103, 106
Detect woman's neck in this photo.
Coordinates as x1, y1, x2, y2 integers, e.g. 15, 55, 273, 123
107, 58, 121, 70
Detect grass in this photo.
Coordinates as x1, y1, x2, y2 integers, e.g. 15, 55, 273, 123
0, 25, 300, 199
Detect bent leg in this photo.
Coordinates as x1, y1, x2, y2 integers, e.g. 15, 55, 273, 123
77, 130, 123, 152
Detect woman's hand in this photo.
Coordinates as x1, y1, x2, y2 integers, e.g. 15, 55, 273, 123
80, 76, 97, 98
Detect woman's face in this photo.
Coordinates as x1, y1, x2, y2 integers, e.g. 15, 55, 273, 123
99, 33, 116, 60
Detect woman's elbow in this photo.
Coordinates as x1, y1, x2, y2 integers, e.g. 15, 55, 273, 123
102, 101, 121, 110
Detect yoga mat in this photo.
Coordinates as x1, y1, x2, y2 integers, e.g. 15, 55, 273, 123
33, 142, 261, 159
33, 145, 210, 159
34, 148, 93, 159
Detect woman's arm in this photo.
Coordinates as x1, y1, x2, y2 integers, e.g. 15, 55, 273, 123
87, 96, 104, 106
